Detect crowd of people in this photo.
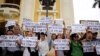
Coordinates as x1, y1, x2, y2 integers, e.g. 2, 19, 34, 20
0, 22, 100, 56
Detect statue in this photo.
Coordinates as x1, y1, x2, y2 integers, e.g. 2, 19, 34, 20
93, 0, 100, 8
39, 0, 55, 6
39, 0, 56, 17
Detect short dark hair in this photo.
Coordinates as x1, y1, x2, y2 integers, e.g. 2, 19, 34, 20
8, 25, 14, 30
40, 32, 46, 36
93, 32, 98, 36
70, 33, 78, 40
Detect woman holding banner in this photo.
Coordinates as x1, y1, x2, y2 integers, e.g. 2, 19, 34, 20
70, 33, 83, 56
63, 28, 71, 56
55, 34, 65, 56
47, 33, 56, 56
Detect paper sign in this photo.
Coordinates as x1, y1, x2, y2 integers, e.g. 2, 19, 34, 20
48, 24, 63, 34
82, 42, 94, 52
23, 22, 47, 32
96, 45, 100, 55
21, 37, 37, 47
80, 20, 99, 25
92, 40, 100, 46
54, 39, 70, 50
54, 19, 64, 25
80, 20, 100, 32
5, 20, 16, 27
88, 25, 100, 32
40, 17, 52, 24
0, 35, 18, 47
33, 23, 47, 32
71, 24, 86, 33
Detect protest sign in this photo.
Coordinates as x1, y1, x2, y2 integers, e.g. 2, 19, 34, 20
88, 25, 100, 32
82, 42, 94, 52
91, 41, 99, 46
54, 19, 64, 25
0, 35, 18, 47
80, 20, 99, 25
54, 39, 70, 50
23, 21, 47, 32
21, 37, 37, 47
48, 24, 63, 34
71, 24, 86, 33
96, 45, 100, 55
5, 20, 16, 27
23, 18, 33, 23
39, 17, 52, 24
80, 20, 100, 32
33, 23, 47, 32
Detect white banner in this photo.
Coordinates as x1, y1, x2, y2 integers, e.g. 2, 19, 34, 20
23, 22, 47, 32
71, 24, 86, 33
54, 39, 70, 50
40, 17, 52, 24
48, 24, 63, 34
80, 20, 99, 25
21, 37, 37, 47
82, 42, 94, 52
80, 20, 100, 32
5, 20, 16, 27
33, 23, 47, 32
91, 40, 100, 46
96, 45, 100, 55
88, 25, 100, 32
0, 35, 18, 47
54, 19, 64, 25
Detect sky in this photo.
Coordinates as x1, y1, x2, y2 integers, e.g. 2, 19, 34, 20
73, 0, 100, 24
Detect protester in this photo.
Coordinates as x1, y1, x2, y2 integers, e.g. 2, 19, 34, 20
82, 31, 94, 56
38, 32, 49, 56
1, 19, 100, 56
47, 33, 56, 56
25, 31, 38, 56
13, 26, 24, 56
6, 30, 15, 56
49, 34, 56, 50
55, 34, 65, 56
70, 33, 83, 56
63, 28, 71, 56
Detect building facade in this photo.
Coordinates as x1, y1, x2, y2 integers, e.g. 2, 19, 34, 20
0, 0, 74, 26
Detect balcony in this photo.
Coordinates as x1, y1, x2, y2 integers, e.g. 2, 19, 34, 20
0, 3, 20, 17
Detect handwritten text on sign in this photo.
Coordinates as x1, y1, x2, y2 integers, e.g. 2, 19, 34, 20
49, 24, 63, 34
82, 42, 94, 52
96, 45, 100, 55
54, 39, 70, 50
40, 17, 52, 24
21, 37, 37, 47
0, 35, 18, 47
71, 24, 86, 33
